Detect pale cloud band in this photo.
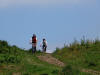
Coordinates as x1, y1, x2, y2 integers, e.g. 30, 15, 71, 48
0, 0, 96, 8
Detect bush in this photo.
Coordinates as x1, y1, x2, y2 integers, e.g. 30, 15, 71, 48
52, 69, 59, 75
0, 54, 6, 63
0, 40, 23, 64
60, 65, 80, 75
0, 40, 9, 48
6, 55, 21, 63
0, 54, 21, 64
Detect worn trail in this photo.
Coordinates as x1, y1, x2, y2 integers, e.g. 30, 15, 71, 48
37, 54, 65, 67
37, 54, 100, 75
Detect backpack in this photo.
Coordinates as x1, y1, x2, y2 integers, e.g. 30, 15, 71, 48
43, 41, 46, 46
32, 36, 36, 43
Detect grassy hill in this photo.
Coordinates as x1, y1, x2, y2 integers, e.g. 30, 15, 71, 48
0, 40, 61, 75
0, 39, 100, 75
52, 39, 100, 75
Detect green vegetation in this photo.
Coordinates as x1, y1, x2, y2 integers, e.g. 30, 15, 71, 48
53, 38, 100, 74
0, 38, 100, 75
0, 40, 60, 75
0, 40, 23, 64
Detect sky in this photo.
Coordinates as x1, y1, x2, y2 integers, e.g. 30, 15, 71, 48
0, 0, 100, 53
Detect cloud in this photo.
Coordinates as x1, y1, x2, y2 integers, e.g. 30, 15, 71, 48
0, 0, 96, 8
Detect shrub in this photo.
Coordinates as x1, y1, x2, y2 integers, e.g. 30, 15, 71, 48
60, 65, 80, 75
0, 40, 23, 64
52, 69, 59, 75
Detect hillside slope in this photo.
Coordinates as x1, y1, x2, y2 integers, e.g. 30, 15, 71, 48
0, 40, 61, 75
52, 39, 100, 75
1, 40, 99, 75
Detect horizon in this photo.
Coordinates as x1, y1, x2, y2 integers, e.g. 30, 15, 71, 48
0, 0, 100, 53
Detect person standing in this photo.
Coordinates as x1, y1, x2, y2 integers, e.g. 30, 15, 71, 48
40, 38, 47, 53
31, 34, 37, 54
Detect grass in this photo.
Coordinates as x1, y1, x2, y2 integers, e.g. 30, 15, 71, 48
0, 39, 100, 75
0, 40, 61, 75
52, 38, 100, 74
0, 52, 61, 75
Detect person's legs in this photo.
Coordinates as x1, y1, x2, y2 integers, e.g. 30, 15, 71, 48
43, 45, 46, 53
44, 47, 46, 52
34, 46, 36, 53
32, 43, 36, 54
32, 45, 34, 54
42, 45, 45, 52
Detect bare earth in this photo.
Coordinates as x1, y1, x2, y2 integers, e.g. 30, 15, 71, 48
37, 54, 65, 67
37, 54, 100, 75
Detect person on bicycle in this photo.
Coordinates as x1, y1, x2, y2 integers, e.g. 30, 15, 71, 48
31, 34, 37, 54
40, 38, 47, 53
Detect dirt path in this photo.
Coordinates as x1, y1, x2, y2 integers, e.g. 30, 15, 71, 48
37, 54, 100, 75
37, 54, 65, 67
82, 69, 100, 75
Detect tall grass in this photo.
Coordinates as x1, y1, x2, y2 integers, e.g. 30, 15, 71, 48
53, 38, 100, 72
0, 40, 61, 75
0, 40, 25, 64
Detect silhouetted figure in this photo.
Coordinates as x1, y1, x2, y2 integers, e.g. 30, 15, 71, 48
40, 38, 47, 53
31, 34, 37, 54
